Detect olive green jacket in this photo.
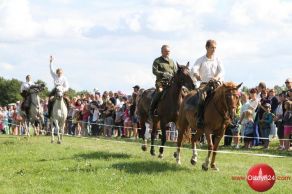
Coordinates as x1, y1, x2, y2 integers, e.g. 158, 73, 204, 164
152, 56, 177, 82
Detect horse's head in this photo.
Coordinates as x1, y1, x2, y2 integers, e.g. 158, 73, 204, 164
221, 82, 242, 117
29, 83, 45, 94
55, 85, 65, 98
174, 62, 195, 90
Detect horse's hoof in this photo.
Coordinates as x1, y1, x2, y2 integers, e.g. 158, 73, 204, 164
176, 160, 181, 165
57, 141, 62, 144
158, 153, 163, 159
202, 164, 209, 171
211, 165, 219, 171
173, 152, 177, 158
190, 158, 197, 166
51, 140, 54, 144
141, 145, 147, 151
150, 150, 155, 156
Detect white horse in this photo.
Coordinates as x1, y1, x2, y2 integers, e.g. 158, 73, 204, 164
23, 84, 45, 137
50, 86, 68, 144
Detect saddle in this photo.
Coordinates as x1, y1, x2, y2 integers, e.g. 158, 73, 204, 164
185, 79, 221, 110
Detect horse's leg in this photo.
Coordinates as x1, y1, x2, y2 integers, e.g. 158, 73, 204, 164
158, 122, 167, 158
51, 120, 55, 143
202, 131, 213, 171
140, 118, 147, 151
150, 118, 157, 156
56, 121, 61, 144
210, 133, 224, 171
174, 126, 185, 165
59, 120, 65, 143
25, 119, 30, 137
191, 129, 203, 166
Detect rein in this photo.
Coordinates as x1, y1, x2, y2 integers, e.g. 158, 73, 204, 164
211, 87, 235, 126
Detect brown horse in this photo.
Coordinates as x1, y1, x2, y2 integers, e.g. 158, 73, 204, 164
136, 63, 194, 158
174, 81, 242, 170
135, 87, 155, 143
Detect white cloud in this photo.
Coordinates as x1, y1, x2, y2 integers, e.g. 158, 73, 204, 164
0, 62, 14, 71
0, 0, 291, 93
230, 0, 292, 27
0, 0, 39, 40
146, 8, 192, 32
125, 14, 141, 32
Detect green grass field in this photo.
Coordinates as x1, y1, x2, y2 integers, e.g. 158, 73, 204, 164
0, 135, 291, 194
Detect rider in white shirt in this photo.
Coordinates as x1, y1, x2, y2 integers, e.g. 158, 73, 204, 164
191, 42, 223, 83
191, 40, 224, 128
50, 56, 69, 92
48, 56, 70, 117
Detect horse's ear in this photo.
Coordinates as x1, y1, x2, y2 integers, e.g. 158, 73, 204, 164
236, 82, 243, 90
176, 62, 181, 70
186, 62, 190, 68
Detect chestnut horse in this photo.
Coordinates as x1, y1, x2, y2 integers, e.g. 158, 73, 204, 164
174, 81, 242, 170
136, 63, 194, 158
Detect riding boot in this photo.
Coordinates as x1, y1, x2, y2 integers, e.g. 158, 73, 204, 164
196, 102, 204, 129
149, 92, 162, 117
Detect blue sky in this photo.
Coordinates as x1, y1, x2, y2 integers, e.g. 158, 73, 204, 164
0, 0, 291, 94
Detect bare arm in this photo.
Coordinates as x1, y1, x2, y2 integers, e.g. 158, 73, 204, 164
49, 56, 56, 79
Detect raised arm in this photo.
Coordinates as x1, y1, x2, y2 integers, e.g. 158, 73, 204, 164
49, 56, 56, 79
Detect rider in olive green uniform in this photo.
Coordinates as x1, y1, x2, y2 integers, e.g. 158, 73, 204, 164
149, 45, 177, 117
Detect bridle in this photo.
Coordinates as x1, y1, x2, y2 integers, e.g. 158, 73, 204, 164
212, 86, 240, 126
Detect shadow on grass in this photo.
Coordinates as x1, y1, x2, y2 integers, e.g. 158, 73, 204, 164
112, 161, 188, 174
74, 151, 132, 160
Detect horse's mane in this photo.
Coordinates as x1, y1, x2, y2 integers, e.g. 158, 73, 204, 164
212, 82, 238, 103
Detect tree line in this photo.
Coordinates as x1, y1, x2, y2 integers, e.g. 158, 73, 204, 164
0, 77, 89, 106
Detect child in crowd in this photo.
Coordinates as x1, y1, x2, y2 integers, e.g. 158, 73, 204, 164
259, 103, 274, 149
103, 101, 114, 137
123, 102, 132, 138
90, 101, 100, 136
114, 107, 123, 137
243, 109, 254, 149
283, 100, 292, 150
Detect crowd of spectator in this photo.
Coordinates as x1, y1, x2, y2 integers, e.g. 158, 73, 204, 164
0, 79, 292, 151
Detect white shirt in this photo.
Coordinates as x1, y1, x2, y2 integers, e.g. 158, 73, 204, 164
191, 55, 223, 82
20, 81, 33, 93
92, 109, 99, 122
50, 63, 69, 92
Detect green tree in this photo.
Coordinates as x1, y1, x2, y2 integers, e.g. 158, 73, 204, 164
0, 77, 22, 106
241, 85, 249, 94
274, 84, 286, 95
67, 88, 77, 99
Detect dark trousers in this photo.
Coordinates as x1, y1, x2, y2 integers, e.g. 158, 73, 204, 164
224, 126, 232, 146
91, 122, 99, 136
